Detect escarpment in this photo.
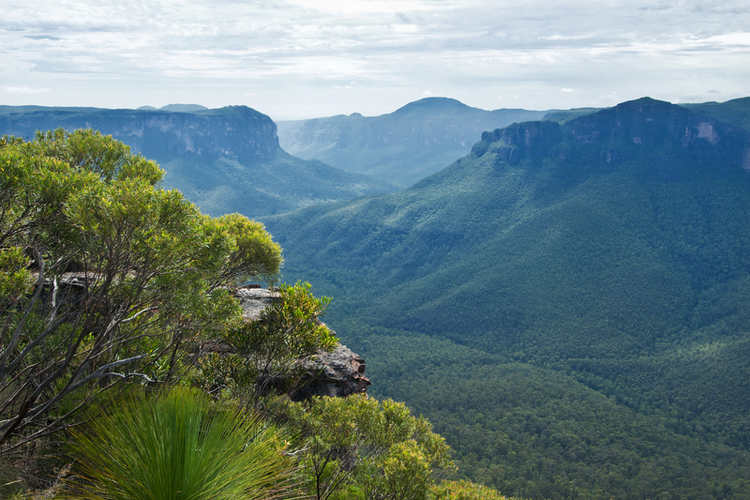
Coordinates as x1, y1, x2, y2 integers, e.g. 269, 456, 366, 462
0, 105, 391, 218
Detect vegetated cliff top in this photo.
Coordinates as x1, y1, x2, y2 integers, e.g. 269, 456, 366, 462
159, 103, 209, 112
231, 286, 371, 400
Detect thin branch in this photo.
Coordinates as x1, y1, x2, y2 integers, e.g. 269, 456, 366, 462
0, 248, 45, 367
120, 306, 158, 324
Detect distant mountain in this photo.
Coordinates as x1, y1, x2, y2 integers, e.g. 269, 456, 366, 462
0, 105, 391, 217
542, 106, 600, 123
683, 96, 750, 132
265, 98, 750, 498
277, 97, 545, 187
159, 103, 208, 112
541, 97, 750, 132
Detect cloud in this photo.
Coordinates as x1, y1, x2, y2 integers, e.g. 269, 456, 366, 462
24, 34, 60, 40
3, 85, 50, 95
0, 0, 748, 116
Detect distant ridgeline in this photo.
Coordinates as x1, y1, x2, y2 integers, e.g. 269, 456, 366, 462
0, 105, 392, 217
264, 97, 750, 498
277, 97, 547, 187
277, 95, 750, 191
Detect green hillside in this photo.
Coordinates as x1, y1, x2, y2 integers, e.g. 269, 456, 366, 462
542, 97, 750, 132
0, 105, 391, 217
264, 98, 750, 498
277, 97, 545, 187
683, 97, 750, 133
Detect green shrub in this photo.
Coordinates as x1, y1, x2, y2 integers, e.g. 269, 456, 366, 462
431, 479, 511, 499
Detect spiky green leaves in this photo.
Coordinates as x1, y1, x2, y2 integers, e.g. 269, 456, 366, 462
66, 387, 298, 500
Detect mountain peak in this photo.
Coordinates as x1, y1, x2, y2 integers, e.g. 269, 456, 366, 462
616, 96, 669, 107
160, 104, 208, 112
393, 97, 471, 114
609, 96, 681, 117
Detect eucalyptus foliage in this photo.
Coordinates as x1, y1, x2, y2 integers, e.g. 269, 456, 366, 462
0, 129, 281, 452
278, 394, 453, 500
195, 281, 338, 402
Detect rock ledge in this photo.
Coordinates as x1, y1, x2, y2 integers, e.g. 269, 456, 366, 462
235, 286, 370, 399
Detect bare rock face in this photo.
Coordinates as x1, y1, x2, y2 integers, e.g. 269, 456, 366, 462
289, 344, 370, 401
233, 286, 370, 399
235, 286, 278, 321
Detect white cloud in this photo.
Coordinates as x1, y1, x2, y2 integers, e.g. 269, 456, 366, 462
3, 85, 50, 95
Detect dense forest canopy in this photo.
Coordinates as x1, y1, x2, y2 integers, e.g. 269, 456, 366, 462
264, 98, 750, 498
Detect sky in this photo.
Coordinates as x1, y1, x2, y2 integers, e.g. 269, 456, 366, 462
2, 0, 749, 120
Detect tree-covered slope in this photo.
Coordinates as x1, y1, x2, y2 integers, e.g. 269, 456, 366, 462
683, 97, 750, 133
264, 97, 750, 498
277, 97, 545, 187
542, 96, 750, 132
0, 105, 391, 217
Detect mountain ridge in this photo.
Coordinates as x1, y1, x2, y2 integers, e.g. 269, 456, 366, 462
277, 96, 547, 187
263, 97, 750, 498
0, 104, 392, 217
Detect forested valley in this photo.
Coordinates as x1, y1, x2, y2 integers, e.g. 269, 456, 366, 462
0, 129, 506, 499
2, 95, 750, 499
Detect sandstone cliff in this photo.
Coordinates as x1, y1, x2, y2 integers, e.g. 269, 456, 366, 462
0, 105, 391, 217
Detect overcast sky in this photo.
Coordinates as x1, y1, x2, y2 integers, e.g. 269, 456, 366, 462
2, 0, 749, 120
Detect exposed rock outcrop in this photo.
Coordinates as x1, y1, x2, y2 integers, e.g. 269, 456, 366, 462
289, 344, 370, 401
45, 280, 370, 399
233, 286, 370, 399
235, 286, 278, 321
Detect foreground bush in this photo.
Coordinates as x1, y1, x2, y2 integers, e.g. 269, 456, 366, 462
272, 394, 453, 500
0, 129, 281, 453
431, 479, 512, 499
65, 387, 298, 499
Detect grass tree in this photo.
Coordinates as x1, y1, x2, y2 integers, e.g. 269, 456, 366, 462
65, 386, 299, 499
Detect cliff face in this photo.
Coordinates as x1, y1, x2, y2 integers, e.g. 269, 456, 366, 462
471, 120, 562, 163
0, 106, 391, 217
470, 97, 750, 174
0, 106, 279, 163
234, 287, 370, 399
94, 107, 279, 164
563, 97, 750, 168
